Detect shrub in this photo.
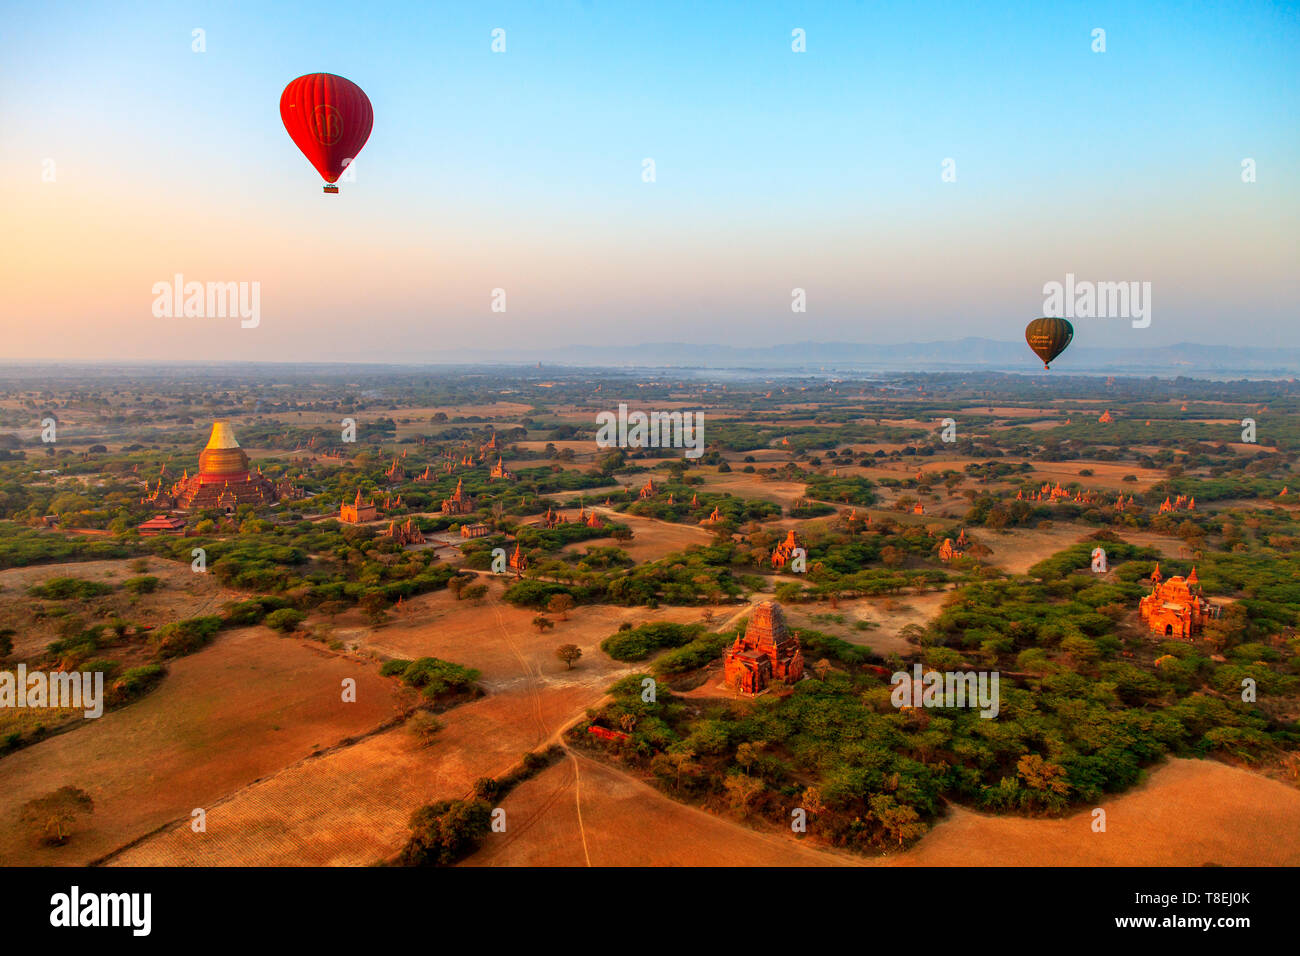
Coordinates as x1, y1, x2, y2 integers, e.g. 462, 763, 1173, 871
264, 608, 307, 633
224, 597, 289, 626
397, 657, 481, 699
112, 663, 166, 700
400, 799, 492, 866
380, 658, 413, 677
408, 711, 443, 746
28, 578, 115, 601
601, 622, 703, 661
152, 616, 222, 658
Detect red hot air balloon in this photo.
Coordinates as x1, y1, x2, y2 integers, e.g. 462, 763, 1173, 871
280, 73, 373, 194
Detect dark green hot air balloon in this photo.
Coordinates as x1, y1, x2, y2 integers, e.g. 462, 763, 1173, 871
1025, 317, 1073, 369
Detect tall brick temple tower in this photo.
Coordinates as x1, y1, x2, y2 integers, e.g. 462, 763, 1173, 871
724, 600, 805, 695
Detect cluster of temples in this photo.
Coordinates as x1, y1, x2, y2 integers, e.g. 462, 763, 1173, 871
539, 505, 604, 530
938, 528, 968, 561
724, 601, 804, 695
1139, 564, 1220, 638
1013, 486, 1141, 510
1158, 494, 1196, 513
380, 518, 425, 547
1018, 482, 1099, 504
141, 422, 293, 513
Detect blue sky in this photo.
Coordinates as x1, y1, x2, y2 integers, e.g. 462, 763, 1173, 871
1, 0, 1297, 361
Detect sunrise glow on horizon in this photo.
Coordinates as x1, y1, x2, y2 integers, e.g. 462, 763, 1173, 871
2, 0, 1297, 362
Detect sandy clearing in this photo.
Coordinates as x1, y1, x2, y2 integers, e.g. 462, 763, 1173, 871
979, 523, 1096, 575
512, 441, 598, 456
1020, 462, 1168, 490
700, 474, 808, 508
558, 510, 715, 563
1121, 531, 1187, 559
786, 590, 954, 657
466, 753, 1300, 868
0, 628, 402, 866
895, 758, 1300, 866
464, 753, 858, 867
359, 583, 705, 689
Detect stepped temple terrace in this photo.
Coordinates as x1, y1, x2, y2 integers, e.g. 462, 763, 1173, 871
1139, 564, 1221, 638
142, 421, 289, 512
724, 601, 804, 695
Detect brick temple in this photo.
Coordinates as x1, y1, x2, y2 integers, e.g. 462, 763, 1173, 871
939, 528, 968, 561
1139, 563, 1220, 638
770, 529, 803, 569
724, 600, 804, 695
380, 518, 425, 547
440, 477, 475, 516
143, 421, 288, 513
340, 489, 378, 524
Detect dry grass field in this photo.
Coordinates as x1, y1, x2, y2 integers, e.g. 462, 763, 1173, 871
106, 585, 708, 865
895, 758, 1300, 866
0, 627, 405, 865
559, 509, 715, 563
460, 754, 1300, 867
0, 557, 244, 661
464, 753, 859, 867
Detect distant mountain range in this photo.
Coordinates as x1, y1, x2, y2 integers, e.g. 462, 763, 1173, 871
439, 338, 1300, 377
4, 339, 1298, 379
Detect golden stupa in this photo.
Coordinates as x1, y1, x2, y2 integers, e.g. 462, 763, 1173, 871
198, 421, 250, 478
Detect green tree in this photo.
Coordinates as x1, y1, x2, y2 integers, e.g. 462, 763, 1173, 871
555, 643, 582, 670
869, 794, 926, 846
265, 608, 306, 633
547, 593, 574, 621
408, 711, 442, 747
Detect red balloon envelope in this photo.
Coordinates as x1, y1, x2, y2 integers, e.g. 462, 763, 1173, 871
280, 73, 373, 193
